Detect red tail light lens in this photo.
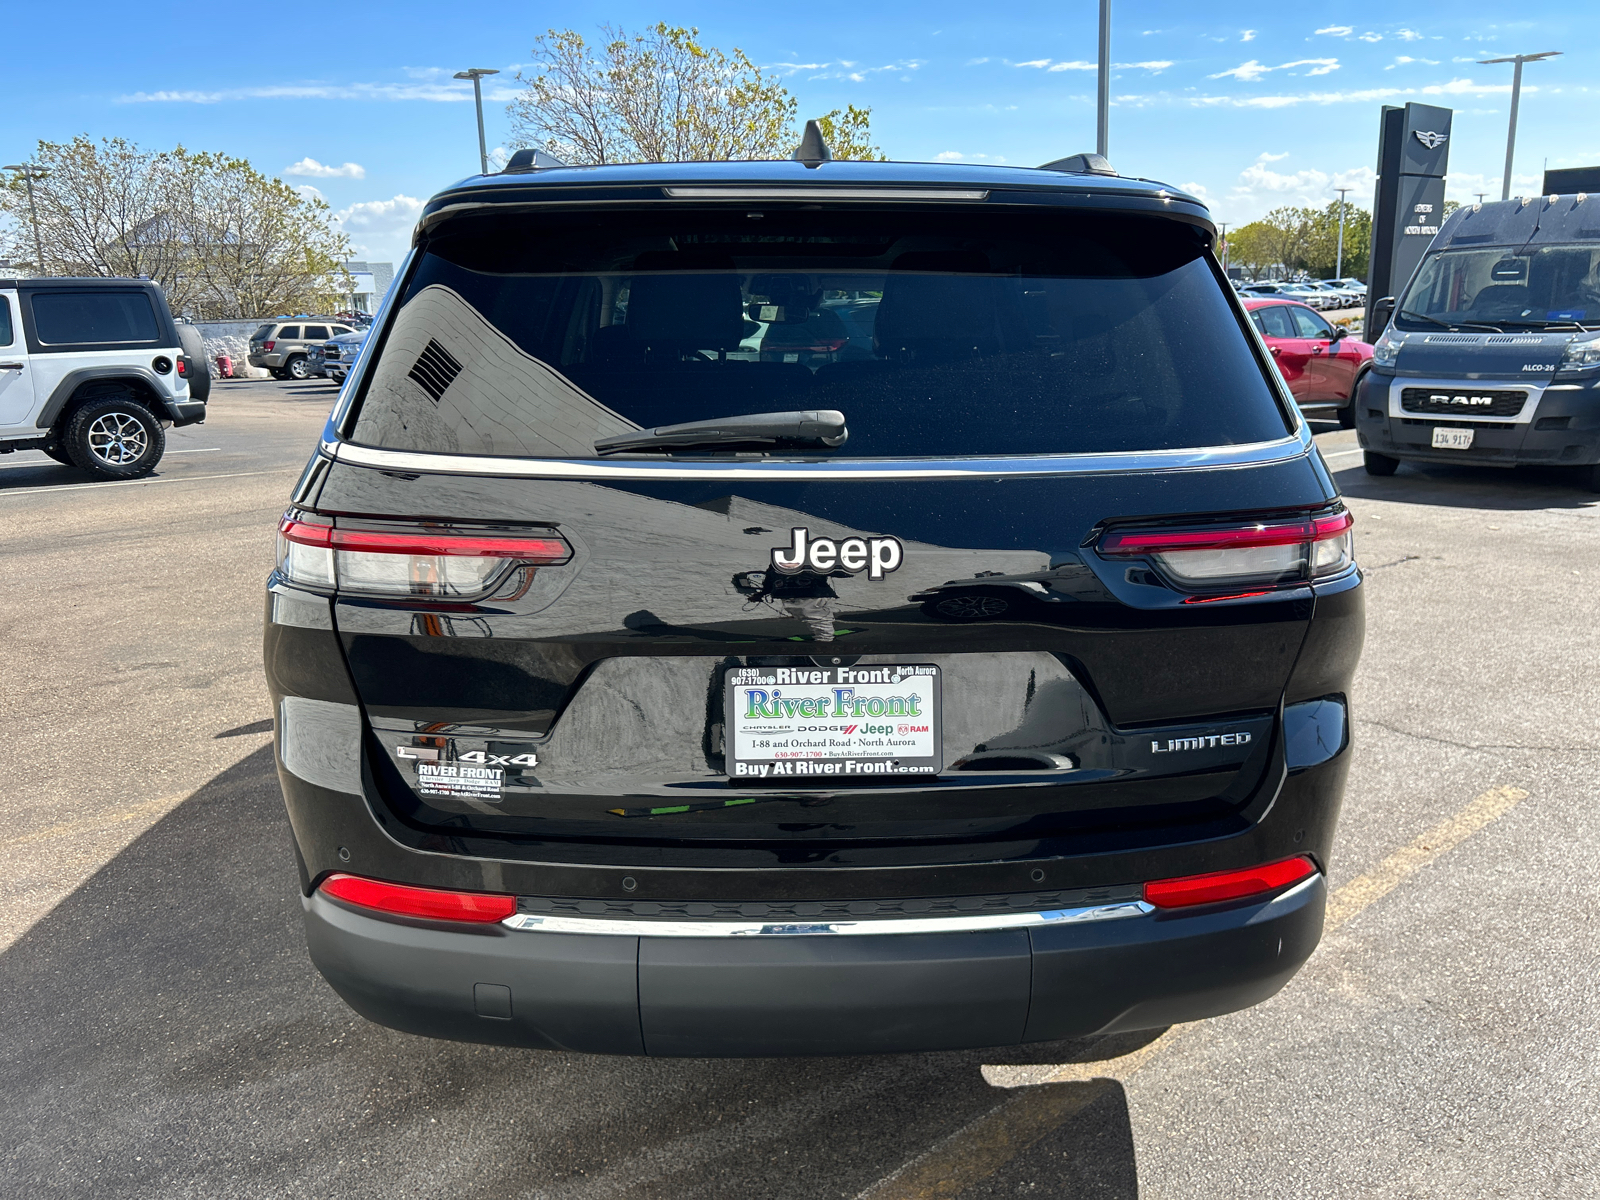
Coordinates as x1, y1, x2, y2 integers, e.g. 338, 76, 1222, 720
277, 514, 570, 597
320, 873, 516, 923
176, 358, 188, 377
1144, 856, 1318, 908
264, 340, 276, 351
1099, 509, 1353, 591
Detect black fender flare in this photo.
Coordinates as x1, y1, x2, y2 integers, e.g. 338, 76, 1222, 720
36, 366, 173, 429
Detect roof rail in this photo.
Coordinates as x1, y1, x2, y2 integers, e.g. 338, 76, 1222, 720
1038, 152, 1118, 177
502, 148, 569, 174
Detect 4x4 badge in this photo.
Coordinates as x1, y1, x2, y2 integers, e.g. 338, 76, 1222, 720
772, 527, 904, 580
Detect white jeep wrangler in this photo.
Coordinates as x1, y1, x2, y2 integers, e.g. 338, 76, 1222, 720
0, 277, 205, 480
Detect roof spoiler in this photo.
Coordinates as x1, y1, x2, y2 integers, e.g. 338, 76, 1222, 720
501, 148, 569, 174
1038, 152, 1118, 177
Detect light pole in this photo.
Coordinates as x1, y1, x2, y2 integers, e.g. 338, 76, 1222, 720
3, 164, 47, 274
1475, 192, 1488, 205
453, 68, 500, 174
1477, 51, 1560, 200
1096, 0, 1111, 159
1334, 187, 1351, 280
1218, 223, 1228, 273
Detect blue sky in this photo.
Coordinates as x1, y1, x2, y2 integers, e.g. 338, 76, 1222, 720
4, 1, 1597, 266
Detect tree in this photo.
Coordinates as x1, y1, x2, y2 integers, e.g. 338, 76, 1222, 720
1224, 201, 1373, 281
0, 136, 350, 319
507, 24, 884, 164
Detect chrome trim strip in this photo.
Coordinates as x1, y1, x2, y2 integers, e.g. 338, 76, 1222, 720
1386, 376, 1548, 425
327, 426, 1313, 482
501, 900, 1153, 937
662, 186, 990, 201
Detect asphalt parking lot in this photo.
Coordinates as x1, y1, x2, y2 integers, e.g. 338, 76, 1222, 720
2, 378, 1597, 1198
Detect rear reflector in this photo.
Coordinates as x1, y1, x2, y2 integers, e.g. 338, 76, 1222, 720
278, 514, 570, 597
1100, 509, 1353, 590
320, 873, 517, 923
1143, 856, 1318, 909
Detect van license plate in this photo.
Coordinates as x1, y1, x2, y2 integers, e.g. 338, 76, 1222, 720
1432, 427, 1474, 449
724, 663, 942, 780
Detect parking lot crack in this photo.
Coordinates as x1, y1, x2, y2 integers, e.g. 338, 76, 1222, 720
1356, 717, 1599, 754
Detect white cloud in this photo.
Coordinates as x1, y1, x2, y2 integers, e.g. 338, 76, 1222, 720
293, 185, 325, 202
1397, 29, 1423, 41
1014, 58, 1168, 74
285, 157, 366, 180
933, 150, 1009, 163
1209, 153, 1377, 224
119, 78, 521, 104
333, 194, 425, 261
1357, 32, 1383, 43
1386, 56, 1440, 69
1315, 25, 1354, 37
1177, 180, 1211, 201
1190, 76, 1524, 109
1258, 151, 1291, 162
936, 151, 965, 160
1210, 58, 1338, 82
1241, 30, 1257, 42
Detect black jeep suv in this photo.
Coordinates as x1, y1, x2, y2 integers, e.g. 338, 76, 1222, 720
265, 153, 1363, 1057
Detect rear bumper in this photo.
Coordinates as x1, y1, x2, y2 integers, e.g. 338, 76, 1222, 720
162, 398, 206, 427
303, 874, 1325, 1056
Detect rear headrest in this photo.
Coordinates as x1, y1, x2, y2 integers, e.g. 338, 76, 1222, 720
625, 256, 746, 350
876, 251, 1006, 353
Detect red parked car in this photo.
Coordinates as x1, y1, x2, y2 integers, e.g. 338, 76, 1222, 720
1243, 298, 1372, 428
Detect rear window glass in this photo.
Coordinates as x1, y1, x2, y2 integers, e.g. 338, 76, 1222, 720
31, 291, 159, 345
252, 324, 274, 340
350, 208, 1287, 459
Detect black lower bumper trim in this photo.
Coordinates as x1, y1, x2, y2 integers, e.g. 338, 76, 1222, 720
302, 874, 1326, 1056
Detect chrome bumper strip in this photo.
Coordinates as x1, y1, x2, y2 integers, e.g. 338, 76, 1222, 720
326, 427, 1312, 483
500, 900, 1154, 937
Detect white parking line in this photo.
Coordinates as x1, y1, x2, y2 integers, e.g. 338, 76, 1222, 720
0, 468, 296, 496
0, 447, 221, 470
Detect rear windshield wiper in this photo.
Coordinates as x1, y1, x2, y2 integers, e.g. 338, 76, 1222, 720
593, 410, 848, 456
1398, 309, 1503, 333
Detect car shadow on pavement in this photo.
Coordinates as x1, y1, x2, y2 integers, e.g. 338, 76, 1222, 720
1331, 460, 1600, 511
0, 745, 1142, 1200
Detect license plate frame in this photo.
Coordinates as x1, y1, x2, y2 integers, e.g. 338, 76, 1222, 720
1432, 426, 1475, 450
724, 663, 942, 780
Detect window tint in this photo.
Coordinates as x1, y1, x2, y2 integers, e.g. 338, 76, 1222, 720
251, 324, 275, 340
332, 326, 352, 335
351, 208, 1287, 459
1288, 306, 1332, 339
277, 326, 301, 340
0, 295, 13, 346
31, 290, 159, 345
304, 325, 330, 339
1399, 244, 1600, 329
1254, 305, 1296, 338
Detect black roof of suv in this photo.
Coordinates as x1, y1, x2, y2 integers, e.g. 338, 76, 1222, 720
267, 153, 1361, 1058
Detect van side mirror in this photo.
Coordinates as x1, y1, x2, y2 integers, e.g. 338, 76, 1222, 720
1371, 295, 1396, 332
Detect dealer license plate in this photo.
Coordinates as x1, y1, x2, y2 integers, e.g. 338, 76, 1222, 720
724, 663, 942, 780
1432, 427, 1474, 450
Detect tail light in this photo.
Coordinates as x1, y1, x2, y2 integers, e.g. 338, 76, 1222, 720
176, 357, 189, 377
320, 873, 516, 923
277, 513, 571, 597
264, 340, 276, 351
1099, 508, 1354, 593
1144, 856, 1317, 909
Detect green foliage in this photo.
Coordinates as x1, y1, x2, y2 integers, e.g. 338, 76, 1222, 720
1, 136, 349, 318
1225, 200, 1372, 281
507, 25, 883, 163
